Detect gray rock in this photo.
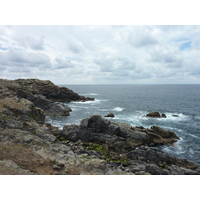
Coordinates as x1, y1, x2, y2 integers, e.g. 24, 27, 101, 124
168, 165, 200, 175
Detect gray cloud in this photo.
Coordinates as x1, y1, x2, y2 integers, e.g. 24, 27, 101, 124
67, 37, 85, 54
55, 57, 74, 69
0, 47, 52, 70
94, 55, 135, 73
126, 26, 158, 47
13, 33, 44, 50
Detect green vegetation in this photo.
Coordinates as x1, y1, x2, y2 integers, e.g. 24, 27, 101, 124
86, 143, 130, 164
58, 136, 69, 143
29, 113, 38, 121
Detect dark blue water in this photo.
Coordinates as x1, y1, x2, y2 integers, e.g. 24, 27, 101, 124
46, 84, 200, 167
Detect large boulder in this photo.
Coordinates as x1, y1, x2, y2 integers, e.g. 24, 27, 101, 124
146, 112, 167, 118
146, 112, 161, 118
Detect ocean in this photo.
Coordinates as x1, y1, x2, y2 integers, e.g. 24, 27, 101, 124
46, 84, 200, 167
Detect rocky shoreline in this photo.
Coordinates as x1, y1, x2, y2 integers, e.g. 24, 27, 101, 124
0, 78, 199, 175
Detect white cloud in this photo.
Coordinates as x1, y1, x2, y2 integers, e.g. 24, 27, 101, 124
0, 25, 200, 84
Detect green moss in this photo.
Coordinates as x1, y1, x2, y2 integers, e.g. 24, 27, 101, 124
86, 143, 130, 164
58, 136, 69, 143
29, 113, 38, 121
86, 143, 107, 155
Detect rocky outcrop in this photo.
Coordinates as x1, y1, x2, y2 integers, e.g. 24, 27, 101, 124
0, 79, 199, 175
104, 113, 115, 118
26, 94, 72, 116
14, 78, 94, 102
146, 111, 168, 118
1, 100, 199, 175
0, 78, 94, 117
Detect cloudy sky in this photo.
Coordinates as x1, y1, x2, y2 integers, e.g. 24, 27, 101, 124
0, 25, 200, 84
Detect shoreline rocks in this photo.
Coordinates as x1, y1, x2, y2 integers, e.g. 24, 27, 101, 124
104, 113, 115, 118
146, 111, 166, 118
0, 78, 199, 175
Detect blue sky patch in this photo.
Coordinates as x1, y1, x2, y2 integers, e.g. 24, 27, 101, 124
0, 46, 7, 50
180, 41, 191, 51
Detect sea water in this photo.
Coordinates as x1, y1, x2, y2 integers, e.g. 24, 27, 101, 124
46, 84, 200, 167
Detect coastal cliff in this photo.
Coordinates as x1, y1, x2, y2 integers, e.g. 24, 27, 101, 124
0, 78, 94, 116
0, 79, 199, 175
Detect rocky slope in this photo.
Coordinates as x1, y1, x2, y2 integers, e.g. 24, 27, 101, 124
0, 79, 199, 175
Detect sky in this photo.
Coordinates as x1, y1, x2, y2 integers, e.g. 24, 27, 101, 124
0, 25, 200, 84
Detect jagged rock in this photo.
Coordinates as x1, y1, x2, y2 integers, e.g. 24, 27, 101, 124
0, 79, 199, 175
104, 113, 115, 117
161, 113, 167, 118
168, 165, 200, 175
14, 78, 94, 102
0, 97, 45, 128
27, 94, 72, 116
173, 115, 179, 117
0, 78, 94, 117
139, 126, 179, 145
127, 146, 198, 171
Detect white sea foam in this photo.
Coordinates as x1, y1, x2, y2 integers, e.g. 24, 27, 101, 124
82, 93, 99, 96
112, 107, 124, 112
188, 133, 200, 139
72, 99, 107, 104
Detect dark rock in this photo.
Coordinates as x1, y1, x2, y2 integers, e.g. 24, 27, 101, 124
104, 113, 115, 118
127, 146, 177, 165
146, 112, 167, 118
145, 164, 169, 175
168, 165, 200, 175
127, 146, 198, 170
146, 112, 161, 118
150, 126, 179, 139
14, 78, 94, 102
172, 115, 179, 117
142, 126, 179, 145
27, 94, 72, 116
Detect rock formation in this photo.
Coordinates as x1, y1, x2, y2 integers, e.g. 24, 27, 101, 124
0, 78, 94, 117
104, 113, 115, 117
0, 78, 199, 175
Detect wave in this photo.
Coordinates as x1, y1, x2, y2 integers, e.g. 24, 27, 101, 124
112, 107, 124, 112
71, 99, 108, 104
81, 93, 99, 96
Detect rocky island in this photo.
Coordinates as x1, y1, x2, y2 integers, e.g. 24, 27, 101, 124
0, 78, 199, 175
